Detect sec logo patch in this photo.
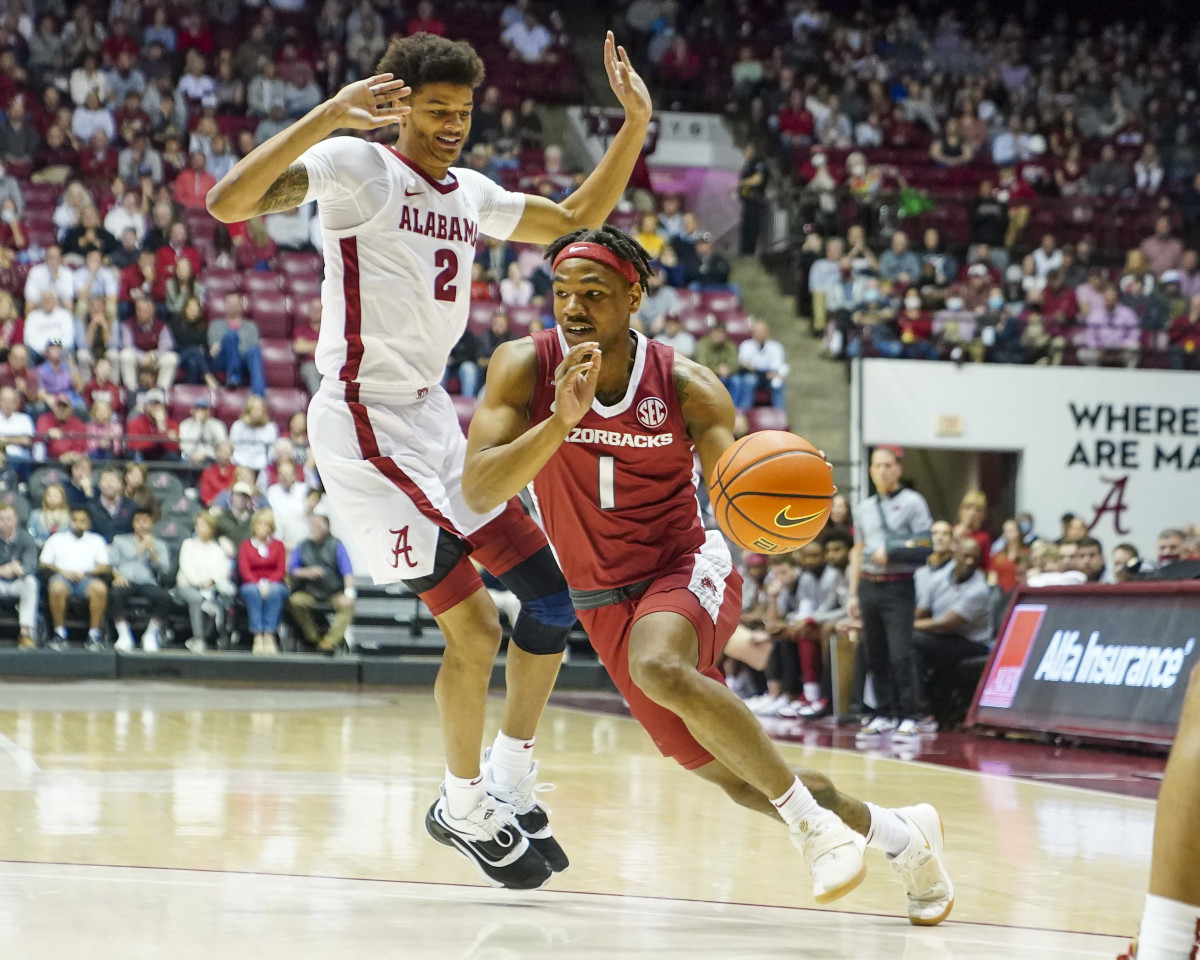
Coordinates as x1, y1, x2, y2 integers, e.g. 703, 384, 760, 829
636, 396, 667, 429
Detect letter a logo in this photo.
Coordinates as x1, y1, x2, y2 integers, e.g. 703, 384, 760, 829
389, 526, 417, 569
1087, 475, 1132, 536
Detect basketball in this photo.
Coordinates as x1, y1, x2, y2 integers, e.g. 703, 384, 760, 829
709, 431, 836, 554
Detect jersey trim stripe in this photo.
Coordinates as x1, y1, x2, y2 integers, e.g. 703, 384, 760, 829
345, 391, 465, 538
383, 146, 461, 195
338, 236, 364, 381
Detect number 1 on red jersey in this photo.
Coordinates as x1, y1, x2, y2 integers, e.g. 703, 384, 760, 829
598, 455, 615, 510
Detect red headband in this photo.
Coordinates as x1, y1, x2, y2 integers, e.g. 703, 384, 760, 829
551, 241, 640, 285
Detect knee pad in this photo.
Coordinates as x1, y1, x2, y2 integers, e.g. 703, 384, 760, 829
497, 546, 576, 655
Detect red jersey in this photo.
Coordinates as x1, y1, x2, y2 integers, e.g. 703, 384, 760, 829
529, 329, 721, 591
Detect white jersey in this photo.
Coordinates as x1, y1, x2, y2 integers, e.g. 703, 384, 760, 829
300, 137, 526, 395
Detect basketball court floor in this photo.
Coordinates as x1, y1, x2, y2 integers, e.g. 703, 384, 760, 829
0, 679, 1145, 958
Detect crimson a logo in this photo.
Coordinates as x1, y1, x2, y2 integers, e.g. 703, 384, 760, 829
636, 396, 667, 429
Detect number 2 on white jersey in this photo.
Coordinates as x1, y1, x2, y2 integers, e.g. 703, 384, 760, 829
598, 455, 616, 510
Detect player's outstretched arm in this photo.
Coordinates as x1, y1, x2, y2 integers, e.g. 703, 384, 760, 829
507, 32, 652, 244
675, 355, 738, 488
206, 74, 410, 223
463, 339, 601, 514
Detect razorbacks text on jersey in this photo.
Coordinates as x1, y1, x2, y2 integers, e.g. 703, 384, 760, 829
528, 328, 733, 594
299, 137, 526, 395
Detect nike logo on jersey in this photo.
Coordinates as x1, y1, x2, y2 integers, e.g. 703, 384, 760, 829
566, 426, 675, 448
405, 188, 422, 196
775, 506, 823, 528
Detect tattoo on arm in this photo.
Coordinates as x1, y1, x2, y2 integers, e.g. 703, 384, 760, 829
673, 366, 691, 406
258, 162, 309, 215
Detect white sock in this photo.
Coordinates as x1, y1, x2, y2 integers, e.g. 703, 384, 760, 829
772, 776, 822, 826
443, 767, 485, 820
865, 803, 912, 858
803, 682, 823, 703
488, 731, 535, 788
1135, 894, 1200, 960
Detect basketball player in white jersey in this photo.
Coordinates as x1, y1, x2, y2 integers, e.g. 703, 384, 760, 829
207, 32, 652, 890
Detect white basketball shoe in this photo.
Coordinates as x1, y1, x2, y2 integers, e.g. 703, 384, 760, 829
890, 803, 954, 925
790, 809, 868, 904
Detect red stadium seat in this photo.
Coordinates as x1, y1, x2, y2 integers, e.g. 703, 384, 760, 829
204, 272, 242, 298
745, 407, 790, 432
285, 276, 321, 301
261, 340, 298, 388
266, 388, 308, 430
169, 384, 212, 423
247, 292, 292, 339
215, 388, 250, 425
467, 301, 498, 335
279, 252, 323, 277
243, 272, 283, 294
505, 305, 540, 330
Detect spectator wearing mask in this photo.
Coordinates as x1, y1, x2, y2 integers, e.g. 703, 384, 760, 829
237, 508, 288, 655
0, 502, 39, 647
908, 537, 993, 729
732, 320, 788, 409
208, 293, 265, 395
125, 388, 181, 461
109, 508, 173, 652
174, 510, 236, 652
287, 511, 357, 653
40, 506, 110, 650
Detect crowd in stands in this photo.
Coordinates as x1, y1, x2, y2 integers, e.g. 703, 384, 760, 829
622, 0, 1200, 367
722, 485, 1200, 730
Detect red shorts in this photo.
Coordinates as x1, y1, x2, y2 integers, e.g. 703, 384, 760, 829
576, 538, 743, 770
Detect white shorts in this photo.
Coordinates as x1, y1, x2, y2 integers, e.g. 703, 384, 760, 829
308, 380, 505, 585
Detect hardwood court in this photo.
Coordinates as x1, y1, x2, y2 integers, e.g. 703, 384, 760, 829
0, 680, 1146, 958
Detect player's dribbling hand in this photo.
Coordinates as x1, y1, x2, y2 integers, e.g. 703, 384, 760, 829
603, 31, 652, 123
329, 74, 412, 130
552, 341, 602, 429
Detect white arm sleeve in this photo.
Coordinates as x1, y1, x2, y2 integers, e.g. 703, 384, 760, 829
298, 136, 393, 231
455, 168, 527, 241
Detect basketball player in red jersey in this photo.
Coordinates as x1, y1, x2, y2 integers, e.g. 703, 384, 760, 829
461, 226, 954, 921
1118, 664, 1200, 960
208, 35, 652, 890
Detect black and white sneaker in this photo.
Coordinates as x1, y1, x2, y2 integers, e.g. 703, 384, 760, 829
483, 749, 569, 874
424, 787, 552, 890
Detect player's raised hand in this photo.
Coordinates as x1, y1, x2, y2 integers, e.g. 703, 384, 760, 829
603, 31, 652, 123
328, 74, 412, 130
553, 341, 602, 428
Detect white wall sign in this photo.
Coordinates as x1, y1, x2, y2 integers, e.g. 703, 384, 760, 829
859, 360, 1200, 555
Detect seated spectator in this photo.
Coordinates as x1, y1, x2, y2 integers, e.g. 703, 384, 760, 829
693, 323, 738, 394
77, 296, 121, 383
653, 314, 696, 358
687, 233, 731, 288
87, 466, 138, 541
879, 230, 921, 285
287, 510, 356, 653
954, 490, 991, 565
293, 297, 321, 396
1086, 144, 1130, 198
445, 327, 480, 398
24, 247, 74, 310
35, 126, 80, 182
180, 396, 227, 464
908, 537, 992, 728
0, 502, 39, 647
0, 97, 40, 177
200, 440, 237, 505
634, 269, 680, 334
230, 396, 278, 471
930, 118, 974, 167
1111, 542, 1141, 583
152, 223, 202, 299
633, 213, 667, 260
501, 9, 554, 63
1167, 293, 1200, 370
61, 204, 116, 261
0, 386, 33, 472
104, 190, 148, 244
1030, 234, 1064, 281
1078, 283, 1139, 367
208, 293, 265, 395
64, 458, 96, 508
732, 320, 788, 410
0, 161, 22, 217
24, 290, 77, 364
85, 397, 123, 460
170, 296, 219, 388
125, 388, 180, 461
0, 293, 22, 363
35, 394, 88, 463
477, 310, 513, 374
174, 510, 236, 652
808, 236, 846, 304
1026, 541, 1088, 587
163, 256, 205, 318
172, 149, 215, 210
499, 261, 534, 307
265, 459, 309, 550
1140, 215, 1184, 277
238, 507, 288, 655
109, 507, 172, 652
31, 483, 73, 547
215, 478, 259, 555
35, 340, 81, 410
1074, 535, 1110, 584
237, 217, 278, 272
1134, 143, 1164, 195
119, 296, 178, 390
896, 290, 936, 359
39, 506, 110, 649
122, 461, 161, 522
81, 356, 127, 420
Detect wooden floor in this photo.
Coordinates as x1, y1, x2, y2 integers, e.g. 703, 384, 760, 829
0, 680, 1145, 958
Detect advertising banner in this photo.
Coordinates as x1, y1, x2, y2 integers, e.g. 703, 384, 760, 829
967, 583, 1200, 747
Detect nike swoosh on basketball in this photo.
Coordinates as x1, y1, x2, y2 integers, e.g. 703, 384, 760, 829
405, 188, 421, 196
775, 506, 822, 528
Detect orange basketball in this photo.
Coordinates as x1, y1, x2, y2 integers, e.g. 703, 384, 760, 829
709, 431, 835, 555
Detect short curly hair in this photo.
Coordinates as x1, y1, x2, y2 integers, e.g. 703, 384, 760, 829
376, 33, 485, 92
544, 226, 654, 288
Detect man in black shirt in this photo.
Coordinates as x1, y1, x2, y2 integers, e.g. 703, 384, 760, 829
87, 466, 138, 542
737, 143, 768, 256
